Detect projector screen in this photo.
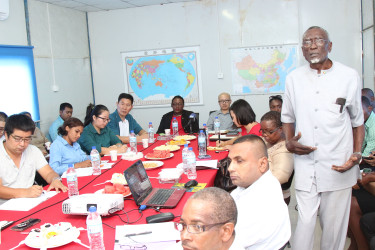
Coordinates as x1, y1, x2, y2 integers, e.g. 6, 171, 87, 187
0, 45, 40, 121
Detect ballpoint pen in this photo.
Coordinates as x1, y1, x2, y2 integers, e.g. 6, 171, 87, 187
124, 231, 152, 237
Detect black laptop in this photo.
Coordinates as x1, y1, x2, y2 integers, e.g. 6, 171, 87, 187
124, 160, 185, 208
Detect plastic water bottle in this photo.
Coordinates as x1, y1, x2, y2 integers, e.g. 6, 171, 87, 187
172, 117, 179, 136
186, 147, 197, 179
214, 116, 220, 135
181, 144, 189, 173
66, 164, 79, 197
148, 122, 155, 143
198, 130, 207, 156
203, 123, 209, 146
87, 206, 105, 250
90, 146, 101, 175
129, 130, 137, 154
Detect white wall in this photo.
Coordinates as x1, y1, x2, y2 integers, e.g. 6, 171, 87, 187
0, 0, 93, 134
88, 0, 362, 129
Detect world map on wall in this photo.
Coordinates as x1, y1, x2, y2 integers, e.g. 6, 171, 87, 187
230, 44, 298, 94
122, 47, 202, 107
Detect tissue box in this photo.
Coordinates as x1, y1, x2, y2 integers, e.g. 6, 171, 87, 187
158, 168, 183, 184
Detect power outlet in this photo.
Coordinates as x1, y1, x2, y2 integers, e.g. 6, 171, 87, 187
217, 72, 224, 79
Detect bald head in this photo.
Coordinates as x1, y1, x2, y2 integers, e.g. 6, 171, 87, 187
233, 134, 268, 159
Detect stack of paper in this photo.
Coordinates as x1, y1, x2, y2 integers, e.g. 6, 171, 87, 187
0, 191, 57, 211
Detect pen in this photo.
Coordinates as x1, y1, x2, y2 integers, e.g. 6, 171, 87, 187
218, 132, 221, 144
125, 231, 152, 237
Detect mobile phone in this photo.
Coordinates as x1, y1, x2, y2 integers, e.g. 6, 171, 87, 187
10, 218, 41, 231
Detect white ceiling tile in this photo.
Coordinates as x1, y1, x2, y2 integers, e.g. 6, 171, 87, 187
53, 0, 86, 8
73, 5, 104, 12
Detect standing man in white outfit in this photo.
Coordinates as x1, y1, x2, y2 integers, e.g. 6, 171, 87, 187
281, 26, 365, 249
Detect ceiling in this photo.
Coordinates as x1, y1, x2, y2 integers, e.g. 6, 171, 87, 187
35, 0, 199, 12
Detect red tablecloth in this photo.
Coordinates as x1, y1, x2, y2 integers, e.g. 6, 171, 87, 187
0, 136, 227, 249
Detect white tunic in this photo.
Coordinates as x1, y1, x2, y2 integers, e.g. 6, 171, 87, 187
281, 61, 363, 192
231, 171, 291, 249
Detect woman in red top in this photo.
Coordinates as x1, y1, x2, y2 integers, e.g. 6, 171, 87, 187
216, 99, 261, 147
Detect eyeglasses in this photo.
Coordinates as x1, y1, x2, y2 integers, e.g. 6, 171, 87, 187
174, 221, 229, 234
172, 103, 183, 107
259, 127, 280, 136
97, 117, 110, 122
269, 95, 282, 101
10, 134, 32, 143
302, 38, 328, 48
218, 100, 231, 104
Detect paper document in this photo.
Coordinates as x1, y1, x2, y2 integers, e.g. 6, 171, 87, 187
61, 167, 93, 178
0, 191, 57, 211
115, 222, 180, 245
177, 160, 218, 169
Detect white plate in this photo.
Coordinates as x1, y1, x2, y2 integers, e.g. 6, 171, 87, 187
25, 226, 80, 249
144, 153, 174, 160
173, 135, 196, 141
154, 145, 180, 152
142, 161, 164, 170
208, 130, 229, 134
95, 188, 131, 197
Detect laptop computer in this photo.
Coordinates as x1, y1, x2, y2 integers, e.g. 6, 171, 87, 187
124, 160, 186, 208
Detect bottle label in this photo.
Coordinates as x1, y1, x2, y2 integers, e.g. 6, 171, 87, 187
214, 122, 220, 128
130, 137, 136, 143
187, 156, 196, 164
148, 128, 154, 133
173, 123, 178, 128
88, 223, 102, 234
67, 174, 77, 182
198, 137, 205, 144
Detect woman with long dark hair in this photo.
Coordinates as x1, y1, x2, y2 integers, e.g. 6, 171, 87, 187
78, 104, 127, 155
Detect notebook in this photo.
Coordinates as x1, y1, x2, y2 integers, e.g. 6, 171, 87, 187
124, 160, 185, 208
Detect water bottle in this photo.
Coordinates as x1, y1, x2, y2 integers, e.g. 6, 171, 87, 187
198, 130, 207, 156
129, 130, 137, 154
214, 116, 220, 135
172, 118, 179, 136
87, 206, 105, 250
186, 147, 197, 179
181, 144, 189, 173
148, 122, 155, 143
66, 164, 79, 197
203, 123, 209, 146
90, 146, 101, 176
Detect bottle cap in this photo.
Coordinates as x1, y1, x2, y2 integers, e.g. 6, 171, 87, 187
173, 117, 176, 120
130, 130, 134, 133
200, 130, 203, 133
203, 123, 206, 126
149, 122, 152, 124
184, 144, 188, 147
215, 116, 218, 119
92, 146, 96, 150
188, 147, 193, 150
89, 206, 97, 212
68, 164, 74, 168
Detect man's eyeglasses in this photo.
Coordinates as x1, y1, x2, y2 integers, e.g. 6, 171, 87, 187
172, 103, 183, 107
259, 127, 280, 136
218, 100, 231, 104
10, 134, 32, 143
174, 221, 229, 234
302, 38, 328, 48
97, 117, 110, 122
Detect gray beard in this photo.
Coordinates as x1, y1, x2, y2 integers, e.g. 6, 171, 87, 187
310, 58, 320, 64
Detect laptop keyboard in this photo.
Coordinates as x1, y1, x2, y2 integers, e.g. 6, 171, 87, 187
147, 189, 174, 205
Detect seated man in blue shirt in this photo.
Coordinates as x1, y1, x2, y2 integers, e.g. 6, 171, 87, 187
49, 103, 73, 142
107, 93, 147, 144
207, 92, 234, 131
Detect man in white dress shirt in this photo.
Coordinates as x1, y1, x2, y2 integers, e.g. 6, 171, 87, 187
228, 134, 291, 249
281, 26, 364, 249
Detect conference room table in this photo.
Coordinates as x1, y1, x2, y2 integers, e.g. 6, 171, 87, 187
1, 134, 228, 249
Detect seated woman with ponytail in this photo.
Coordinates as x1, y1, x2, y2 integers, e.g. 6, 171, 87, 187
78, 104, 127, 155
49, 117, 91, 176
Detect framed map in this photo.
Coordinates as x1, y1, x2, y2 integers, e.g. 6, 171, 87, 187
122, 46, 203, 108
230, 44, 298, 95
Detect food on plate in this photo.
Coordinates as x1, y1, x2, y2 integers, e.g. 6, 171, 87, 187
167, 139, 187, 145
154, 145, 180, 151
145, 150, 171, 159
26, 222, 77, 247
104, 183, 131, 196
207, 146, 226, 151
111, 173, 127, 185
173, 135, 196, 141
143, 162, 159, 169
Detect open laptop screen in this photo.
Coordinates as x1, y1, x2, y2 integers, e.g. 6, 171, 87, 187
124, 160, 153, 205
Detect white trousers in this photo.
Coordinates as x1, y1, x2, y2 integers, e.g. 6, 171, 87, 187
292, 181, 351, 250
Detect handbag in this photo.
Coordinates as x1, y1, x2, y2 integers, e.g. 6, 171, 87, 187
214, 157, 237, 192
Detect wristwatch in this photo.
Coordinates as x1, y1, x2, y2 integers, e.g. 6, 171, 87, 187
51, 176, 62, 183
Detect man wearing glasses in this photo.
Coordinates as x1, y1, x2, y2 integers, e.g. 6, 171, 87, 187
108, 93, 148, 144
173, 187, 244, 250
282, 26, 364, 249
227, 135, 290, 249
0, 114, 67, 205
207, 92, 234, 131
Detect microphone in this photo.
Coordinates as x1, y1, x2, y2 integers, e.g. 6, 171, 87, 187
183, 113, 196, 134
